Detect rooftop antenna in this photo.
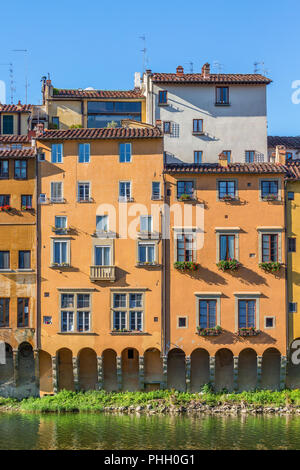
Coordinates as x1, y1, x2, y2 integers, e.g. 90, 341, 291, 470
212, 61, 223, 73
185, 61, 194, 73
0, 63, 15, 103
254, 61, 268, 75
12, 49, 28, 103
139, 34, 148, 73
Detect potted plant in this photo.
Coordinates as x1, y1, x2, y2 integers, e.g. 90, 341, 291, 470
259, 261, 282, 273
263, 194, 278, 201
174, 261, 199, 271
179, 193, 192, 201
0, 205, 12, 212
221, 195, 235, 201
197, 325, 222, 336
217, 258, 240, 272
238, 327, 260, 337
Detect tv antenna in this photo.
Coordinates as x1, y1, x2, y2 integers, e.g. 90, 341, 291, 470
212, 61, 223, 73
185, 61, 194, 73
139, 34, 148, 73
12, 49, 28, 103
254, 61, 268, 76
0, 63, 15, 103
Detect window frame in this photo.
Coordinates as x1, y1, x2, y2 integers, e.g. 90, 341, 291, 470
0, 251, 10, 270
194, 151, 203, 164
217, 179, 237, 200
119, 143, 132, 163
119, 181, 132, 202
215, 86, 229, 105
158, 90, 168, 105
177, 180, 194, 199
17, 297, 29, 327
234, 293, 260, 332
18, 250, 31, 270
78, 143, 90, 163
111, 291, 145, 332
215, 228, 240, 262
193, 119, 203, 134
245, 150, 255, 163
151, 182, 161, 200
51, 181, 64, 203
51, 238, 70, 266
77, 181, 91, 202
238, 299, 256, 328
0, 160, 9, 179
51, 143, 63, 164
163, 121, 171, 134
257, 228, 283, 263
259, 178, 280, 201
14, 160, 27, 180
60, 292, 91, 333
21, 195, 33, 210
0, 298, 9, 327
288, 237, 296, 253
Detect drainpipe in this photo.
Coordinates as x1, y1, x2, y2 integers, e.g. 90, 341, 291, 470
161, 152, 167, 356
35, 142, 41, 351
284, 179, 289, 359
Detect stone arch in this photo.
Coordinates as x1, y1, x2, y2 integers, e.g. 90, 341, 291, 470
121, 348, 139, 391
57, 348, 74, 391
78, 348, 97, 391
190, 348, 210, 392
238, 348, 257, 391
39, 350, 53, 394
167, 348, 186, 391
0, 343, 14, 397
286, 339, 300, 389
144, 348, 163, 390
18, 342, 37, 397
215, 348, 234, 392
103, 349, 117, 392
261, 347, 281, 390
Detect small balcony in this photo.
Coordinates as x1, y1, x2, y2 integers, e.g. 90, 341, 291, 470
90, 265, 116, 281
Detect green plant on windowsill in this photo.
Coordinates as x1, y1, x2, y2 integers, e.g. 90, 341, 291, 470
216, 258, 240, 271
174, 261, 199, 271
220, 195, 236, 202
197, 325, 222, 336
259, 261, 282, 273
70, 124, 83, 129
238, 327, 260, 337
179, 193, 192, 201
262, 194, 278, 202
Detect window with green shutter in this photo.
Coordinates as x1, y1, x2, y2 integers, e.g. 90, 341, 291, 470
2, 115, 14, 134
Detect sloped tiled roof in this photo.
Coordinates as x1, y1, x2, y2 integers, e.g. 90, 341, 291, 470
285, 161, 300, 180
268, 136, 300, 149
151, 73, 271, 85
0, 104, 32, 112
38, 127, 162, 140
0, 135, 31, 143
0, 148, 35, 158
164, 162, 286, 174
52, 89, 144, 99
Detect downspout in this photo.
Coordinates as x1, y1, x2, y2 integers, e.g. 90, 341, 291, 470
284, 178, 289, 359
35, 142, 41, 351
161, 151, 167, 356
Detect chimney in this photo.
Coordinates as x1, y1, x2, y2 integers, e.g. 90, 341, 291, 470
219, 152, 228, 167
176, 65, 184, 76
202, 63, 210, 78
155, 119, 162, 130
34, 123, 44, 138
275, 145, 286, 164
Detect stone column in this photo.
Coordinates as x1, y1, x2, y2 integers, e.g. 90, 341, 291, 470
256, 355, 262, 389
51, 355, 58, 394
116, 356, 122, 391
72, 356, 79, 392
12, 349, 18, 388
34, 350, 40, 391
139, 355, 144, 390
97, 356, 103, 390
233, 356, 239, 391
162, 355, 168, 389
185, 355, 191, 392
280, 355, 287, 390
209, 356, 215, 389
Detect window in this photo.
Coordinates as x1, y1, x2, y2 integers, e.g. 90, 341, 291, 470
61, 293, 91, 333
262, 234, 278, 262
53, 240, 68, 265
119, 143, 132, 163
96, 215, 109, 231
163, 121, 171, 134
140, 215, 152, 232
112, 292, 144, 331
55, 216, 67, 233
194, 151, 203, 164
21, 195, 32, 210
138, 243, 155, 264
261, 180, 279, 199
218, 180, 236, 199
0, 160, 9, 178
51, 144, 63, 163
2, 115, 14, 134
18, 251, 31, 269
14, 160, 27, 179
77, 182, 91, 202
0, 195, 10, 207
199, 300, 216, 328
51, 182, 63, 203
286, 152, 293, 161
238, 300, 256, 328
152, 182, 161, 200
177, 233, 194, 262
216, 87, 229, 104
119, 181, 131, 201
158, 90, 168, 104
193, 119, 203, 133
222, 151, 231, 163
95, 246, 111, 266
288, 192, 294, 201
245, 151, 255, 163
0, 298, 9, 327
289, 302, 298, 313
220, 235, 235, 260
78, 143, 90, 163
177, 181, 194, 199
17, 298, 29, 327
87, 101, 142, 128
0, 251, 9, 269
39, 194, 47, 204
265, 317, 275, 328
43, 316, 52, 325
288, 238, 296, 253
178, 317, 187, 328
51, 116, 60, 129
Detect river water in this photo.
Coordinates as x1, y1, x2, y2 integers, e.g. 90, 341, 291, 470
0, 412, 300, 450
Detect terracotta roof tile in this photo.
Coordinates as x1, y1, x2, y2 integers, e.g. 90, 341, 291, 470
164, 162, 286, 174
285, 161, 300, 180
268, 136, 300, 149
38, 127, 162, 140
0, 135, 30, 143
0, 148, 35, 158
0, 104, 32, 112
151, 73, 271, 85
52, 89, 144, 99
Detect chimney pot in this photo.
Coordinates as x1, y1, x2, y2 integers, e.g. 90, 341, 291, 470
219, 152, 228, 167
176, 65, 184, 76
202, 63, 210, 78
275, 145, 286, 164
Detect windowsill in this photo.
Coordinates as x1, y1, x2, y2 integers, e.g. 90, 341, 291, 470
0, 177, 9, 180
218, 196, 239, 202
136, 263, 161, 268
0, 269, 13, 272
0, 326, 11, 329
118, 197, 134, 203
50, 264, 72, 269
137, 231, 160, 240
192, 131, 204, 136
14, 177, 28, 181
177, 196, 196, 202
77, 199, 94, 203
151, 197, 163, 201
261, 197, 280, 202
92, 230, 116, 239
110, 331, 150, 336
16, 269, 35, 273
215, 102, 230, 106
16, 327, 34, 330
158, 102, 168, 106
50, 200, 66, 204
57, 332, 98, 335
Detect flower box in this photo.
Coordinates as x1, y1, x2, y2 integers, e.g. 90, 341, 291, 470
259, 262, 282, 273
179, 193, 193, 201
0, 205, 12, 212
238, 327, 260, 337
21, 205, 33, 211
197, 326, 222, 336
217, 258, 240, 272
174, 261, 199, 271
262, 195, 278, 202
220, 195, 236, 202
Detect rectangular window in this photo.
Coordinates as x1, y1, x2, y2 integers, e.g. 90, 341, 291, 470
163, 121, 171, 134
96, 215, 109, 231
289, 302, 298, 313
53, 240, 68, 265
223, 151, 231, 163
199, 300, 216, 328
55, 216, 67, 231
51, 182, 63, 203
0, 251, 9, 269
17, 298, 29, 327
177, 181, 194, 199
194, 151, 203, 164
61, 293, 91, 333
113, 311, 126, 330
77, 311, 90, 332
245, 151, 255, 163
177, 233, 194, 262
152, 182, 161, 200
178, 317, 187, 328
14, 160, 27, 179
0, 195, 10, 207
193, 119, 203, 133
218, 180, 236, 199
140, 215, 152, 232
261, 180, 279, 199
220, 235, 235, 260
0, 160, 9, 178
2, 115, 14, 134
158, 90, 168, 104
61, 293, 74, 309
113, 294, 126, 308
51, 116, 60, 129
18, 251, 31, 269
238, 300, 256, 328
262, 234, 278, 262
51, 144, 63, 163
288, 192, 295, 201
78, 143, 90, 163
119, 143, 132, 163
216, 87, 229, 104
288, 238, 296, 253
138, 243, 155, 263
61, 311, 74, 332
95, 246, 111, 266
0, 298, 9, 327
21, 195, 32, 210
129, 311, 142, 331
119, 181, 131, 201
286, 152, 293, 161
77, 182, 90, 202
112, 292, 144, 332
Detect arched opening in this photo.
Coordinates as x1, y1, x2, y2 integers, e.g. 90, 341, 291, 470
144, 348, 163, 390
215, 348, 234, 392
103, 349, 117, 392
78, 348, 97, 391
18, 342, 36, 397
39, 350, 53, 395
261, 348, 281, 390
190, 348, 210, 392
57, 348, 74, 391
0, 343, 14, 396
167, 348, 186, 391
238, 348, 257, 391
121, 348, 139, 391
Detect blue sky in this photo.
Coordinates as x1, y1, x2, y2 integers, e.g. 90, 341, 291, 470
0, 0, 299, 135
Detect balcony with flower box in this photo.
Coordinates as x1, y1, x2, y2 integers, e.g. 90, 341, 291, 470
196, 326, 222, 336
238, 327, 260, 337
